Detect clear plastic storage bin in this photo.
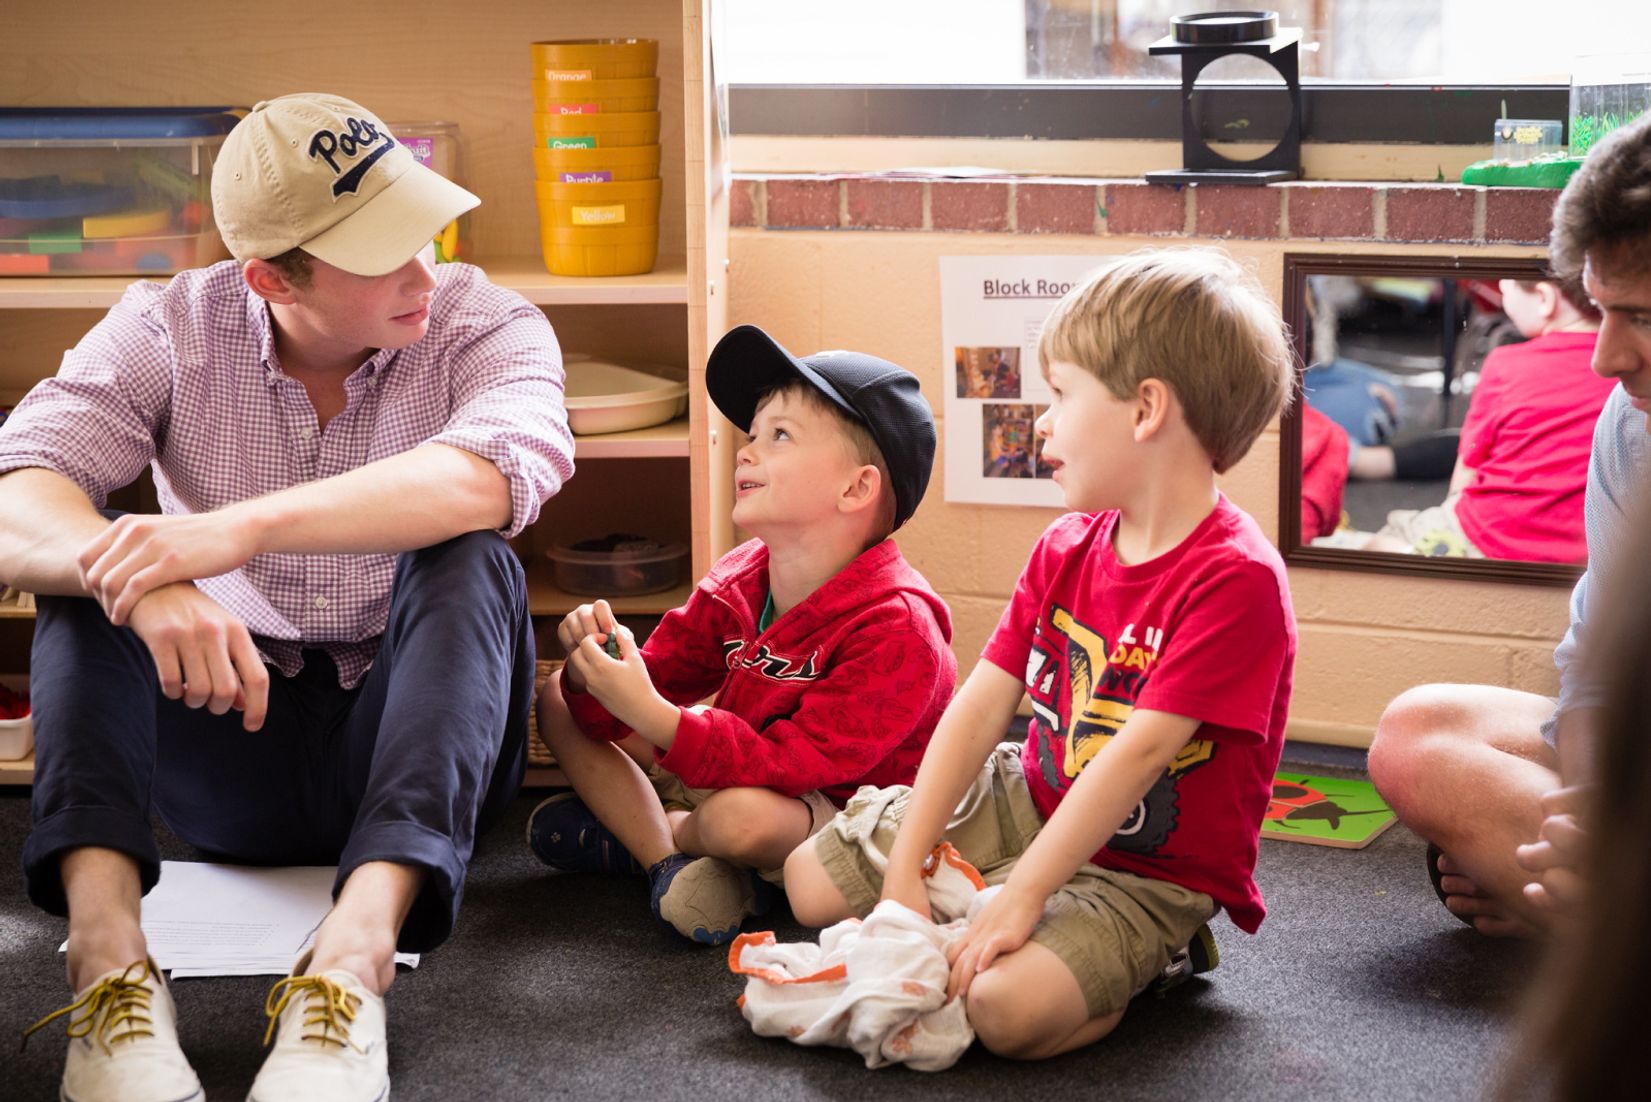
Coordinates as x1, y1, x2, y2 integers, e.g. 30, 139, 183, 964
546, 535, 687, 596
0, 107, 239, 276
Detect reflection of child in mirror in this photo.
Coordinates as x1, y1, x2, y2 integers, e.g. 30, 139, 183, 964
1363, 275, 1609, 563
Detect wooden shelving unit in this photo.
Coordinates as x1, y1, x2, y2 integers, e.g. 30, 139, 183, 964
0, 0, 734, 789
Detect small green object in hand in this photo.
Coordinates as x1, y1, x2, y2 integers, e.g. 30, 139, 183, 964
604, 633, 622, 658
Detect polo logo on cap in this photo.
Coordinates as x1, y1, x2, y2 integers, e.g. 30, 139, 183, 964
307, 116, 396, 199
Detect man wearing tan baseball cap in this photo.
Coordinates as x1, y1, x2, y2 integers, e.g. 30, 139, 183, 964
3, 93, 574, 1102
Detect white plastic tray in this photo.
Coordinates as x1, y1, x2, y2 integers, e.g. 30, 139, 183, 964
564, 358, 689, 435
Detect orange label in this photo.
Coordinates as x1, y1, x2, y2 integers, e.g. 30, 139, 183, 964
544, 69, 593, 81
572, 205, 627, 226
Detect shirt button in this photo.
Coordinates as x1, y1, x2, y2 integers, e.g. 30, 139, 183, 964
313, 596, 329, 610
300, 427, 315, 439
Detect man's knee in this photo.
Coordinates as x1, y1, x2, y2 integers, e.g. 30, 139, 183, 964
401, 530, 521, 589
1368, 684, 1466, 787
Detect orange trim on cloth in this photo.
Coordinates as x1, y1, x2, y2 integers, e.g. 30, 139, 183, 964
728, 931, 850, 986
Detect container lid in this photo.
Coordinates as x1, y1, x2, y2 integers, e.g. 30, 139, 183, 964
0, 107, 243, 141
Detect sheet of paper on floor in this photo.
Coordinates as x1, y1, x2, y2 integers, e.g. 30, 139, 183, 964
59, 861, 418, 977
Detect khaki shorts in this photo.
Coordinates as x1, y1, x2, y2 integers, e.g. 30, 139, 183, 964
646, 762, 839, 884
813, 744, 1217, 1019
1375, 495, 1485, 558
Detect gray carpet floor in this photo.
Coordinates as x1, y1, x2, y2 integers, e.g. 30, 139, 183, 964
2, 750, 1532, 1101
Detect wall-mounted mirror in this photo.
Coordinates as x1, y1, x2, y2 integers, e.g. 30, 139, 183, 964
1280, 253, 1595, 586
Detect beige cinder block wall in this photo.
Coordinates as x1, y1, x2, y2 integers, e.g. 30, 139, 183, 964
726, 230, 1572, 747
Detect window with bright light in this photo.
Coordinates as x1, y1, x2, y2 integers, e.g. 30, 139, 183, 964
720, 0, 1649, 85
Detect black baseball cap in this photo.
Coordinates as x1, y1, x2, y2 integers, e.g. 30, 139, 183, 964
706, 325, 936, 531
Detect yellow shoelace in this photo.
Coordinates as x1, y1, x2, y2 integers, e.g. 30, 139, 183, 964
20, 959, 157, 1054
262, 973, 364, 1053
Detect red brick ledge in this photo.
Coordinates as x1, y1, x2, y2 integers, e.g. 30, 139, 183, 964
731, 175, 1558, 246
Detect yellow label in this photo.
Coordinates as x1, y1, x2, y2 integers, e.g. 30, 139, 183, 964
545, 68, 593, 81
572, 205, 627, 225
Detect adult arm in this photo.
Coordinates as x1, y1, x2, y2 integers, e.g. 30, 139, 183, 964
80, 281, 574, 623
81, 442, 513, 623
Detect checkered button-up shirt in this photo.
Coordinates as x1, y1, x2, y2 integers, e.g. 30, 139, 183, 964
0, 260, 574, 687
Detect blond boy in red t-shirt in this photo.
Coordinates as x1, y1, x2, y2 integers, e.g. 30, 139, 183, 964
784, 248, 1298, 1060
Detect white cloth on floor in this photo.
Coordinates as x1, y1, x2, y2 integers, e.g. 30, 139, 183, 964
729, 843, 995, 1072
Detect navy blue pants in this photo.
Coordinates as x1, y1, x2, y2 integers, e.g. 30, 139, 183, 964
21, 531, 533, 953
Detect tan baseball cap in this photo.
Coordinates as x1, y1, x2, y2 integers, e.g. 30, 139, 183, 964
211, 93, 479, 277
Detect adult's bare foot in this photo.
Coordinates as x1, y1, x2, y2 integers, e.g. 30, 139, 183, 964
1430, 846, 1540, 939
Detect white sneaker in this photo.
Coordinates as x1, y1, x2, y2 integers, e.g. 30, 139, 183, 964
23, 957, 204, 1102
247, 954, 388, 1102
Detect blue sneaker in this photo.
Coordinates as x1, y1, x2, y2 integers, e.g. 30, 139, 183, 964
1149, 922, 1220, 995
648, 853, 771, 946
526, 793, 640, 874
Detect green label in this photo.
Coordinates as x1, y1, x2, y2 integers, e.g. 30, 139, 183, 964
547, 136, 596, 149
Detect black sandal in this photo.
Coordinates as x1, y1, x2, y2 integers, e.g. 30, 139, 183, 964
1426, 842, 1476, 928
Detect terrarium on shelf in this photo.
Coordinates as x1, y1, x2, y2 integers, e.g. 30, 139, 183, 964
1569, 53, 1651, 157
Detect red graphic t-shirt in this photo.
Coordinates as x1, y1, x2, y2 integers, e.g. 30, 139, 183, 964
981, 498, 1296, 933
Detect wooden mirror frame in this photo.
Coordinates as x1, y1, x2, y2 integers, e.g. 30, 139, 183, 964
1278, 252, 1584, 587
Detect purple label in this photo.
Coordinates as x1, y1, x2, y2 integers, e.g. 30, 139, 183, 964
397, 136, 435, 166
559, 171, 613, 183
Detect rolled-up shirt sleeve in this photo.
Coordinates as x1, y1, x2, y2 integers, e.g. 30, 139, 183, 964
0, 283, 170, 503
423, 288, 575, 538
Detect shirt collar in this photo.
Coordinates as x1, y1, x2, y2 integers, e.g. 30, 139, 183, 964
246, 287, 398, 385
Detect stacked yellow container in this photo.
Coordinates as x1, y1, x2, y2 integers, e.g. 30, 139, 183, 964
530, 38, 661, 277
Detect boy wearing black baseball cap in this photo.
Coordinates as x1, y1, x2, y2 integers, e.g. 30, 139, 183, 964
530, 325, 956, 945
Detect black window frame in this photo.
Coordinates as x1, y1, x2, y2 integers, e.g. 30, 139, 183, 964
727, 84, 1571, 145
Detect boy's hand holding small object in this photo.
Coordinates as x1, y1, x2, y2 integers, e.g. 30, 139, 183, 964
566, 613, 680, 748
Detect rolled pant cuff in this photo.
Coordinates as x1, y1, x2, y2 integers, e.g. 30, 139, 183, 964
336, 820, 468, 954
22, 804, 163, 917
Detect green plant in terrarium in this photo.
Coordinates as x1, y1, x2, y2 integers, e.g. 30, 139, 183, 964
1571, 111, 1642, 156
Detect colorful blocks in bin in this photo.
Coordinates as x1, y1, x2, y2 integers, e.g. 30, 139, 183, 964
531, 39, 659, 82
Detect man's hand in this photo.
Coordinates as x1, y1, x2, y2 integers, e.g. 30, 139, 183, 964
126, 582, 270, 731
79, 512, 260, 626
556, 600, 620, 693
1516, 785, 1591, 917
944, 882, 1043, 1002
565, 623, 678, 747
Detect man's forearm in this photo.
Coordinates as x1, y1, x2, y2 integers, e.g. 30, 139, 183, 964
0, 468, 108, 595
227, 443, 514, 557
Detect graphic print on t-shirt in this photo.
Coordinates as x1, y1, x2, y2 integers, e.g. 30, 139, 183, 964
1023, 603, 1214, 855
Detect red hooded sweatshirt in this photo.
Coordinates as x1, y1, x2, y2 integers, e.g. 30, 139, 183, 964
564, 537, 956, 804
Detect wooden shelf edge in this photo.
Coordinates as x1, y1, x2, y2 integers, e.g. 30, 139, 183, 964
0, 751, 34, 783
0, 258, 691, 310
525, 559, 693, 617
522, 765, 568, 789
572, 416, 690, 458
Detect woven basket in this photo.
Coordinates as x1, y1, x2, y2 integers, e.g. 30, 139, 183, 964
526, 659, 563, 766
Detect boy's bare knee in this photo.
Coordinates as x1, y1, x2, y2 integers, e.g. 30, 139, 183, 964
695, 788, 806, 863
966, 971, 1048, 1059
782, 840, 849, 927
536, 674, 578, 748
